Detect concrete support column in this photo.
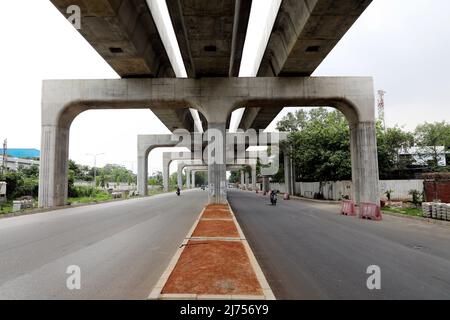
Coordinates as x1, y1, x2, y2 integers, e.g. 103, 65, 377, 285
207, 123, 227, 204
137, 153, 148, 196
251, 165, 257, 190
240, 170, 245, 189
245, 172, 249, 189
162, 159, 170, 192
177, 165, 183, 189
38, 125, 70, 208
262, 176, 270, 193
191, 171, 196, 188
186, 169, 191, 189
350, 122, 380, 205
284, 151, 294, 195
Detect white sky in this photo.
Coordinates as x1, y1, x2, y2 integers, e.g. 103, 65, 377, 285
0, 0, 449, 175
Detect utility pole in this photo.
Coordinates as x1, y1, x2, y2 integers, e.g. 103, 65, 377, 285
1, 139, 7, 175
86, 153, 105, 187
377, 90, 386, 130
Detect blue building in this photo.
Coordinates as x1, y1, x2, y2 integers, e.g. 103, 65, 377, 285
0, 149, 40, 159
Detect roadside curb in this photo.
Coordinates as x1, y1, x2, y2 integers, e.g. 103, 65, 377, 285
0, 189, 199, 220
382, 210, 450, 227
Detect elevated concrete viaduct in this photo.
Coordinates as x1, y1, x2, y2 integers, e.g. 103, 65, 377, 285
177, 163, 256, 190
39, 77, 378, 207
50, 0, 372, 131
42, 1, 377, 208
163, 150, 258, 192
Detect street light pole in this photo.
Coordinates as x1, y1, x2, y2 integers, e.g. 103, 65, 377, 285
86, 153, 105, 187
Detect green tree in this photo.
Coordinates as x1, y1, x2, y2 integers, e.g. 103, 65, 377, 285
283, 108, 351, 184
376, 124, 414, 179
276, 109, 308, 132
148, 171, 163, 186
414, 121, 450, 170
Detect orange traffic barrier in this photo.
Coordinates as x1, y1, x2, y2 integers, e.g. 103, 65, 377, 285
359, 202, 382, 221
341, 200, 356, 216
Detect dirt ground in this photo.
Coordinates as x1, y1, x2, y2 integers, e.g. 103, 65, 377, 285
162, 240, 263, 295
192, 219, 239, 238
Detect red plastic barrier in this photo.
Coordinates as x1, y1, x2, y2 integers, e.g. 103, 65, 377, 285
359, 203, 382, 221
341, 200, 356, 216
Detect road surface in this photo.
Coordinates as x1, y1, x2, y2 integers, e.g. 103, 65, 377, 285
228, 190, 450, 300
0, 189, 207, 299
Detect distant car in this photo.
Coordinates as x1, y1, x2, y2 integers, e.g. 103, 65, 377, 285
201, 185, 206, 190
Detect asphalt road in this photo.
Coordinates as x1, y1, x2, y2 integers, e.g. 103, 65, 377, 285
228, 190, 450, 300
0, 189, 207, 299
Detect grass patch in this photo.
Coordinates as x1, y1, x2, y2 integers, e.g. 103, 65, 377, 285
0, 202, 13, 214
382, 206, 422, 217
148, 189, 166, 196
68, 192, 113, 205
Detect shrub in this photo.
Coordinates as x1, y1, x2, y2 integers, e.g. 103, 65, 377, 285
384, 189, 394, 201
408, 189, 422, 207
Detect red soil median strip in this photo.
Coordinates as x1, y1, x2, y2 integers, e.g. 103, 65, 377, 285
202, 208, 233, 219
162, 240, 263, 296
192, 219, 239, 238
150, 203, 273, 299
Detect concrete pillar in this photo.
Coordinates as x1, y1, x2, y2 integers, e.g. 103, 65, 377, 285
186, 169, 191, 189
192, 171, 196, 188
38, 125, 70, 208
284, 151, 294, 195
262, 176, 270, 193
251, 165, 257, 190
240, 170, 245, 189
245, 172, 249, 189
350, 122, 380, 205
137, 152, 148, 196
177, 165, 183, 189
163, 158, 170, 192
207, 123, 227, 204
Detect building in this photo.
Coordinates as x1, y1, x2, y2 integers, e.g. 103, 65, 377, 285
0, 149, 40, 171
399, 146, 447, 167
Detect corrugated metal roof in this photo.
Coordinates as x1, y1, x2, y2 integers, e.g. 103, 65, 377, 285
0, 149, 40, 158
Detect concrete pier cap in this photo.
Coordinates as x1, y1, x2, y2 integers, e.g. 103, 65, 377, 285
39, 77, 378, 208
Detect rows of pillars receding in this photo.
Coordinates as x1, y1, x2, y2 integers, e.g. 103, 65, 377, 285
38, 77, 379, 208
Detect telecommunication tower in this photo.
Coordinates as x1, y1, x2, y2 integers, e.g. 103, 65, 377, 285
377, 90, 386, 130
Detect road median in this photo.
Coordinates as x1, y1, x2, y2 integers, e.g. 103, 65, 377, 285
149, 203, 275, 300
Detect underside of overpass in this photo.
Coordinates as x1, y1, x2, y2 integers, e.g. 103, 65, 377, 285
50, 0, 372, 131
40, 0, 378, 207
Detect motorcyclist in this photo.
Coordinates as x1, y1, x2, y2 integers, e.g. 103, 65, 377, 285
270, 190, 277, 205
176, 186, 181, 196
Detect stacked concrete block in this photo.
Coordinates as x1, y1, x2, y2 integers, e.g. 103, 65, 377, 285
422, 203, 432, 218
444, 204, 450, 221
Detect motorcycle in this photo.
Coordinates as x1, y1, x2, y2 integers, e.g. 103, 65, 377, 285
176, 188, 181, 196
270, 191, 277, 205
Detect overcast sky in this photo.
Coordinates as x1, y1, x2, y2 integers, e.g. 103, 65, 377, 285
0, 0, 449, 174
